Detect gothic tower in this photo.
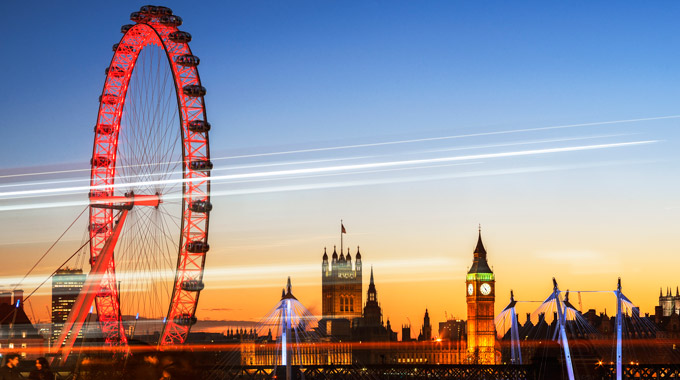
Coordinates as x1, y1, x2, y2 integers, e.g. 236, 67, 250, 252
466, 229, 496, 364
419, 309, 432, 341
322, 246, 363, 320
363, 267, 381, 326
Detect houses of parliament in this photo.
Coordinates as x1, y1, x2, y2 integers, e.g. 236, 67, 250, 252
317, 230, 499, 364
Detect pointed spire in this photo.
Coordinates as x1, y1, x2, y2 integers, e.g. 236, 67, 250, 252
370, 266, 374, 285
661, 287, 663, 297
346, 248, 351, 261
356, 246, 361, 260
281, 277, 298, 300
322, 247, 328, 261
676, 286, 679, 297
474, 226, 487, 257
332, 245, 338, 260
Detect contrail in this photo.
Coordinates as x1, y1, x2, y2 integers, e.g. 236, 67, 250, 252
0, 114, 674, 180
0, 140, 657, 200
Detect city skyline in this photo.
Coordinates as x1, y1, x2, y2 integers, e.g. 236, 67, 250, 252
0, 1, 679, 339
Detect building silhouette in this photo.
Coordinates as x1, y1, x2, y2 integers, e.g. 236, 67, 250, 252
658, 287, 680, 316
319, 245, 362, 338
465, 229, 496, 364
418, 309, 432, 341
51, 268, 86, 342
0, 289, 43, 358
322, 246, 362, 320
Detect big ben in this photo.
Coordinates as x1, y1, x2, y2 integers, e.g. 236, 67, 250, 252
466, 228, 496, 364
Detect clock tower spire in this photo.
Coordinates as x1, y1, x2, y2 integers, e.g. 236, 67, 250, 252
466, 226, 496, 364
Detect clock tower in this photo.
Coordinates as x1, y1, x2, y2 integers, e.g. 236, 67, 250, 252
466, 228, 496, 364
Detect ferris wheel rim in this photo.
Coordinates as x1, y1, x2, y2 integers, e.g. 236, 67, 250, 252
88, 8, 211, 348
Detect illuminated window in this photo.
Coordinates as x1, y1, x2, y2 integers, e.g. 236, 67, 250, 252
8, 343, 13, 349
21, 331, 26, 338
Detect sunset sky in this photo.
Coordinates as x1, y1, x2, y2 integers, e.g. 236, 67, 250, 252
1, 1, 679, 338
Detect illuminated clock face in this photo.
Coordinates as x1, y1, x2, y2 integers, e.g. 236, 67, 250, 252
467, 284, 474, 295
480, 283, 491, 295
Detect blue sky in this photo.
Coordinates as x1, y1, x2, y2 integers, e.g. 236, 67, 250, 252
1, 1, 679, 329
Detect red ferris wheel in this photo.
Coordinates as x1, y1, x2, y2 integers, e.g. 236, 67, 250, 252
55, 5, 211, 359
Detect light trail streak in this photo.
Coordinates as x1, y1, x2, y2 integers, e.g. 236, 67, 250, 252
0, 157, 657, 212
0, 140, 658, 200
208, 115, 676, 160
0, 113, 674, 180
0, 132, 629, 191
2, 257, 460, 297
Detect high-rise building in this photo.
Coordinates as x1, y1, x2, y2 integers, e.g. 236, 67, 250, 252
321, 246, 362, 321
51, 268, 86, 342
465, 229, 496, 364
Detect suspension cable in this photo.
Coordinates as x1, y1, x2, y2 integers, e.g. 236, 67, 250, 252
13, 205, 89, 292
23, 209, 122, 304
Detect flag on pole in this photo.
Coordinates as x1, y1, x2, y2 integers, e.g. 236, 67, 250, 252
341, 223, 346, 234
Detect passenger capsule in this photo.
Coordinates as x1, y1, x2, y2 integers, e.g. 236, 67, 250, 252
95, 124, 115, 135
181, 280, 205, 292
91, 155, 111, 167
186, 241, 209, 253
156, 6, 173, 16
188, 120, 210, 133
183, 85, 206, 97
175, 54, 200, 67
173, 314, 197, 326
130, 11, 149, 23
139, 5, 157, 14
189, 200, 212, 213
189, 159, 213, 172
160, 15, 183, 27
112, 43, 119, 52
105, 66, 125, 78
99, 94, 119, 105
121, 24, 134, 34
169, 31, 192, 43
